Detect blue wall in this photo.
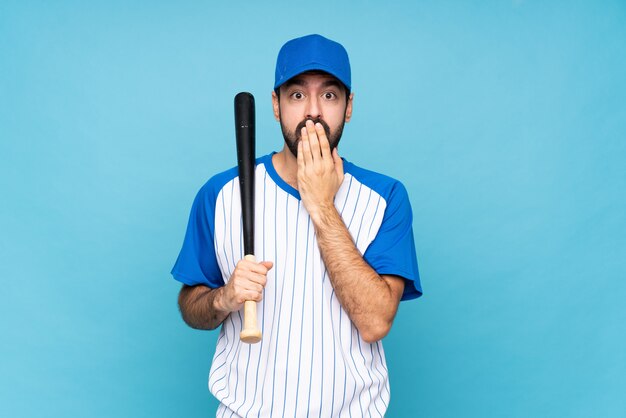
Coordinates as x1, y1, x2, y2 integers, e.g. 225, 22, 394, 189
1, 1, 624, 417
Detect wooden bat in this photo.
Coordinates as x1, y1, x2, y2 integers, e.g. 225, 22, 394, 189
234, 92, 261, 344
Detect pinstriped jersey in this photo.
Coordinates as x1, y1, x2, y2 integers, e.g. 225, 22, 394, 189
172, 152, 421, 417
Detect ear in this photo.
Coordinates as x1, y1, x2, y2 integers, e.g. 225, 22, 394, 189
272, 91, 280, 121
344, 92, 354, 123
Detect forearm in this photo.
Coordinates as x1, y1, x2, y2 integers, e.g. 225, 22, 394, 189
178, 260, 272, 330
178, 284, 230, 330
295, 120, 401, 342
311, 205, 399, 342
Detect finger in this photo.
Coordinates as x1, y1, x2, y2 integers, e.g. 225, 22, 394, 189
256, 272, 268, 287
243, 281, 264, 293
233, 275, 263, 294
316, 122, 331, 160
237, 258, 262, 272
242, 271, 267, 286
247, 261, 272, 274
306, 120, 321, 159
240, 289, 263, 303
248, 282, 265, 300
301, 126, 314, 166
250, 289, 264, 302
297, 140, 305, 170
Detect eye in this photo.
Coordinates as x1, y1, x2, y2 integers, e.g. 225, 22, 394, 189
323, 91, 337, 100
290, 91, 304, 100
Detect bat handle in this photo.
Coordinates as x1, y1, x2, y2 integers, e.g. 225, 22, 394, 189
239, 254, 262, 344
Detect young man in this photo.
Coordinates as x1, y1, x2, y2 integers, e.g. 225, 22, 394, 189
172, 34, 422, 418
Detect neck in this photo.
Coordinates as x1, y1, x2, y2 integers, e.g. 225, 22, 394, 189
272, 145, 299, 190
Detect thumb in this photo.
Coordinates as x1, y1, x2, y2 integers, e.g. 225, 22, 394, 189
260, 261, 274, 270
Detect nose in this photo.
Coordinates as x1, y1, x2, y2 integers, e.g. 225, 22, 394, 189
305, 96, 321, 119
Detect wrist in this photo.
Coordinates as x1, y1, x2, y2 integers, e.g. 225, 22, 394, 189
213, 287, 231, 313
308, 202, 338, 226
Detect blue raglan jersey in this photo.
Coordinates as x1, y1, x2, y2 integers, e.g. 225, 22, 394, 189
172, 152, 421, 417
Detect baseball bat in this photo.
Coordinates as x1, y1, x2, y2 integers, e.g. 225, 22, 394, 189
234, 92, 261, 344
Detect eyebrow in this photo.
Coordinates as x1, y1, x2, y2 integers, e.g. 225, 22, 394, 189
283, 77, 343, 90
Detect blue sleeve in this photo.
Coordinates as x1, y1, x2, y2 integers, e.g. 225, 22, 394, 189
363, 182, 422, 301
171, 183, 225, 288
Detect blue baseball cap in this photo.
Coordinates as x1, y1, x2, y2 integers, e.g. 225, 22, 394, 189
274, 34, 351, 91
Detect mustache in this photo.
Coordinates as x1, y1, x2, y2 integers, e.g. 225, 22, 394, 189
295, 118, 331, 139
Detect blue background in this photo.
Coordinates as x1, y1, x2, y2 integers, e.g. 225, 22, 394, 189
1, 1, 625, 417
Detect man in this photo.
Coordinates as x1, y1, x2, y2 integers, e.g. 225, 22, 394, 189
172, 34, 422, 417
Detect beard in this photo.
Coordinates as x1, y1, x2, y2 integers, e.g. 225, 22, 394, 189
280, 116, 346, 158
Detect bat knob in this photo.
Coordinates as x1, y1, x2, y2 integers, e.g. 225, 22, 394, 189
240, 294, 261, 344
240, 327, 262, 344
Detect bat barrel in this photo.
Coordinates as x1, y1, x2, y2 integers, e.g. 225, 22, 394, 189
235, 92, 256, 256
